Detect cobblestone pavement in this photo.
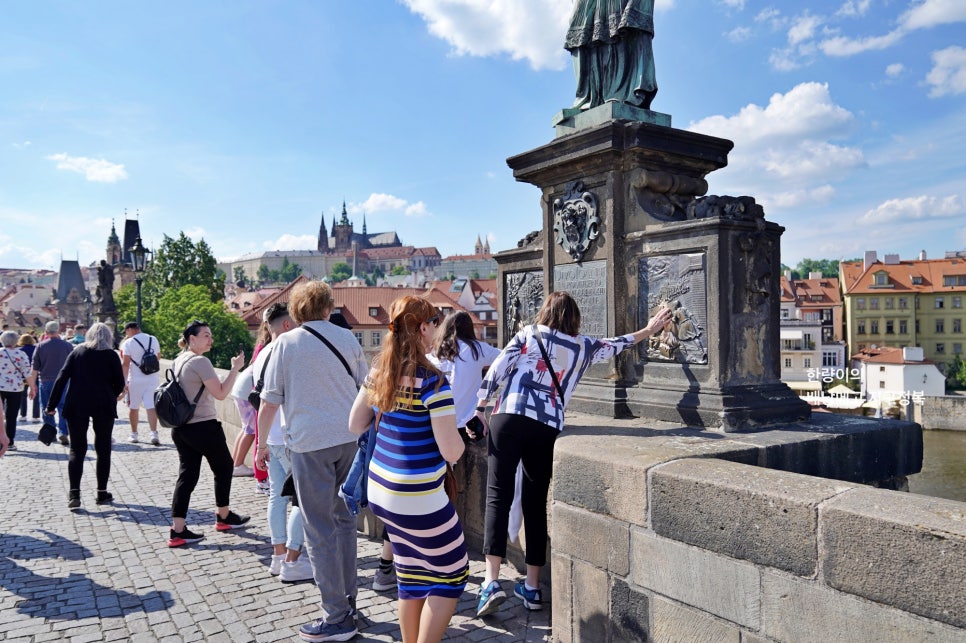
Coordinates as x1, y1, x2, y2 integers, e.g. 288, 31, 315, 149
0, 413, 552, 642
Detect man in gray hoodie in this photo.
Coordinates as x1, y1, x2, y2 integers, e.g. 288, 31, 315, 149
256, 280, 368, 642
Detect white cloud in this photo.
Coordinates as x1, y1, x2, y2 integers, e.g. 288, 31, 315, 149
725, 26, 752, 43
47, 153, 128, 183
926, 46, 966, 97
885, 63, 904, 78
12, 140, 31, 148
787, 13, 823, 46
399, 0, 571, 71
352, 193, 408, 213
183, 227, 207, 241
836, 0, 871, 18
690, 82, 854, 144
899, 0, 966, 31
719, 0, 745, 9
264, 234, 317, 251
820, 30, 903, 56
688, 83, 863, 210
755, 7, 784, 29
405, 202, 429, 217
859, 195, 964, 223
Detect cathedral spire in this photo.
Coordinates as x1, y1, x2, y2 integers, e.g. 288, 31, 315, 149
318, 211, 328, 252
362, 213, 367, 236
340, 200, 350, 226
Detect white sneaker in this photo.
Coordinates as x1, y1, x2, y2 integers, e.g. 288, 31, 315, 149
150, 432, 160, 446
279, 556, 314, 583
129, 433, 139, 443
255, 479, 270, 495
232, 465, 254, 477
269, 554, 285, 576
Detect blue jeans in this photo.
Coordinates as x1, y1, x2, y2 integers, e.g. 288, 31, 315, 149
268, 444, 304, 550
20, 385, 40, 419
39, 379, 68, 435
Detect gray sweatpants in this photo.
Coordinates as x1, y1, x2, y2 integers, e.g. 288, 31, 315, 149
291, 442, 358, 623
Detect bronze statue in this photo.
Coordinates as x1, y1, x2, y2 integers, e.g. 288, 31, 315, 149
565, 0, 657, 110
95, 260, 116, 315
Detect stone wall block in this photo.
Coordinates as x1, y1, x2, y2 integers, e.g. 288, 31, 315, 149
821, 488, 966, 629
651, 595, 741, 643
572, 559, 611, 643
761, 570, 966, 643
610, 579, 650, 643
630, 529, 760, 629
552, 503, 630, 576
551, 552, 573, 643
650, 458, 854, 576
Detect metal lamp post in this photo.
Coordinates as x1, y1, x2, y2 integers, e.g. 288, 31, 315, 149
129, 235, 151, 329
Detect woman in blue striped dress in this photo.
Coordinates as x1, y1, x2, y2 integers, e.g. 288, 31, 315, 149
349, 296, 467, 643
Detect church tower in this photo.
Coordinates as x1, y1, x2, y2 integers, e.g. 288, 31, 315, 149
333, 201, 354, 252
318, 212, 328, 252
475, 234, 484, 255
106, 220, 122, 265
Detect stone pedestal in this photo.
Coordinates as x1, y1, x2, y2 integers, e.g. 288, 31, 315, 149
502, 119, 809, 431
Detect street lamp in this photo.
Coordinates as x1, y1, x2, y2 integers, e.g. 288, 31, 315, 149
129, 235, 151, 329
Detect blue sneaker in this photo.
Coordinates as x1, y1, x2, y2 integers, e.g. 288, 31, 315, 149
514, 582, 543, 611
298, 614, 357, 642
476, 580, 506, 617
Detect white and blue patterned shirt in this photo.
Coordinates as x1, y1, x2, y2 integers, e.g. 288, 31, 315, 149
477, 325, 635, 431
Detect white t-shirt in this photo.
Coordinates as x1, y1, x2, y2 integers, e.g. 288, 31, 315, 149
250, 344, 285, 446
120, 332, 160, 381
428, 339, 502, 427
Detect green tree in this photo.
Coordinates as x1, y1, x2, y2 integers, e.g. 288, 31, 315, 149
149, 284, 253, 369
330, 262, 352, 282
233, 266, 247, 287
144, 232, 225, 306
257, 264, 272, 283
795, 258, 841, 279
114, 283, 137, 327
947, 356, 966, 390
279, 256, 302, 282
390, 265, 410, 276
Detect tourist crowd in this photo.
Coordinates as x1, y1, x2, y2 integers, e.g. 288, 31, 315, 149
0, 280, 671, 643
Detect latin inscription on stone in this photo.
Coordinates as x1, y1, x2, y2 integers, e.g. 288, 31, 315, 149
639, 253, 708, 364
504, 270, 544, 341
554, 260, 607, 338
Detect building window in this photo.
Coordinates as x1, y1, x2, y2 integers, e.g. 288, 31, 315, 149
781, 308, 790, 319
369, 307, 379, 317
870, 320, 879, 334
880, 366, 886, 372
372, 331, 381, 347
784, 358, 792, 368
954, 343, 963, 355
822, 352, 836, 367
899, 320, 908, 334
870, 298, 879, 310
857, 321, 866, 334
936, 297, 944, 309
884, 298, 894, 309
937, 343, 945, 354
354, 332, 363, 345
856, 298, 865, 310
886, 320, 894, 334
879, 381, 886, 388
874, 272, 889, 286
955, 319, 962, 333
916, 320, 920, 334
954, 297, 962, 309
822, 309, 832, 322
898, 297, 908, 309
937, 319, 945, 333
912, 276, 923, 285
804, 358, 811, 368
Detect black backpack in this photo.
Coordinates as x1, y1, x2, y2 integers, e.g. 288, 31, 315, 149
154, 357, 205, 428
133, 336, 160, 375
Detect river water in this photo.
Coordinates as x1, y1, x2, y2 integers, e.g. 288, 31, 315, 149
907, 429, 966, 503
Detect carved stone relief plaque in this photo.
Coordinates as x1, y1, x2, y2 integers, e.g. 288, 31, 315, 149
554, 260, 607, 338
504, 270, 544, 340
553, 181, 600, 263
639, 253, 708, 364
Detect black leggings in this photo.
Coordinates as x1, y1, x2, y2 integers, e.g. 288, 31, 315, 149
1, 390, 23, 445
66, 412, 115, 490
482, 413, 559, 567
170, 419, 234, 519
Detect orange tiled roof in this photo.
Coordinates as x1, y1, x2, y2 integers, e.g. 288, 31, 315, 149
851, 345, 938, 365
332, 286, 474, 328
841, 257, 966, 294
779, 276, 841, 306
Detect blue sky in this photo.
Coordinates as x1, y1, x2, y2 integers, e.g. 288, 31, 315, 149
2, 0, 964, 272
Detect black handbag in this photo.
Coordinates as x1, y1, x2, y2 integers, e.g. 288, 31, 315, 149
38, 419, 57, 446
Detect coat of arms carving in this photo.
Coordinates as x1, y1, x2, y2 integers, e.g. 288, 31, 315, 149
553, 181, 599, 263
